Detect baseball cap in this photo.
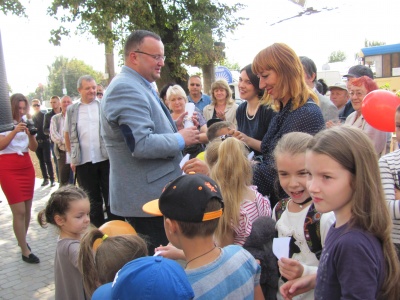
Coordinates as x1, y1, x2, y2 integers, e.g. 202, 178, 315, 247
343, 65, 374, 79
92, 256, 194, 300
142, 173, 224, 222
328, 82, 348, 92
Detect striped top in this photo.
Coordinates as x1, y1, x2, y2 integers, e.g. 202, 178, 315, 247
186, 245, 260, 300
233, 185, 271, 246
378, 149, 400, 244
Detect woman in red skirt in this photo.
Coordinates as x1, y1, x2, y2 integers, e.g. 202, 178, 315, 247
0, 93, 39, 263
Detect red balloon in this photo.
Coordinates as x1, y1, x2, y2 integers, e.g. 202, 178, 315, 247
362, 90, 400, 132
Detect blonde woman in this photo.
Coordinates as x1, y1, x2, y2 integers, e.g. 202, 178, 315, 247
203, 79, 238, 127
166, 85, 208, 156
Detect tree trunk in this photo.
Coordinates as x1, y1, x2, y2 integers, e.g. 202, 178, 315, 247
105, 22, 115, 85
202, 64, 215, 95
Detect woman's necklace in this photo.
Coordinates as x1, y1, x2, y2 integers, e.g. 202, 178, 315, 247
246, 102, 260, 120
185, 245, 216, 269
291, 197, 312, 208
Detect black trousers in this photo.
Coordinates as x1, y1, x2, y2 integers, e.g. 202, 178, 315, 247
35, 140, 54, 181
76, 160, 109, 227
75, 160, 123, 227
126, 216, 168, 255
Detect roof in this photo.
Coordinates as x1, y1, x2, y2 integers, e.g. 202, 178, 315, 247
361, 43, 400, 57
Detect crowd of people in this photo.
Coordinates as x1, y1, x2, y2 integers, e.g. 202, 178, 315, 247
1, 28, 400, 299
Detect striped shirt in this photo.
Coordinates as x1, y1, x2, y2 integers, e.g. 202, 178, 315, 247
234, 185, 271, 246
378, 149, 400, 244
186, 245, 260, 300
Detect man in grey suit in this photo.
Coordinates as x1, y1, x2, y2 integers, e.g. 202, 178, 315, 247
300, 56, 339, 123
100, 30, 199, 254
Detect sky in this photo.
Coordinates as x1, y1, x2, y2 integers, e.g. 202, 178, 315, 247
0, 0, 398, 95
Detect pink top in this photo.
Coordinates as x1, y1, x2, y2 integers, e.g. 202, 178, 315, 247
233, 185, 272, 246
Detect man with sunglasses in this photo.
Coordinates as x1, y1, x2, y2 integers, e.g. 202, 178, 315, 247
32, 99, 55, 187
100, 30, 200, 255
187, 75, 211, 112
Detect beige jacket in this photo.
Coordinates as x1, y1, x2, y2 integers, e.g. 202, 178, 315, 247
203, 101, 238, 127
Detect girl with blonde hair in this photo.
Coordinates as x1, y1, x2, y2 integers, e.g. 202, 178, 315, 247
205, 136, 271, 246
281, 126, 400, 300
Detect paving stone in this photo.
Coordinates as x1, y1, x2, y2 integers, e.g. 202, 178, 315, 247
0, 179, 57, 299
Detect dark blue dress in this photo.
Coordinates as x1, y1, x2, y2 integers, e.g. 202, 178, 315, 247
253, 99, 325, 207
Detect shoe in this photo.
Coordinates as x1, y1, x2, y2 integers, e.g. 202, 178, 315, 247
27, 243, 31, 251
22, 253, 40, 264
50, 180, 55, 187
41, 179, 49, 186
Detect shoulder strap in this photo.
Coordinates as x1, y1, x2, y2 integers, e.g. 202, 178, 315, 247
303, 203, 323, 259
274, 198, 289, 221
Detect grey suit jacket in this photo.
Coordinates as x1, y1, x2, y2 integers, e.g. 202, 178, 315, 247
316, 91, 339, 122
100, 66, 183, 217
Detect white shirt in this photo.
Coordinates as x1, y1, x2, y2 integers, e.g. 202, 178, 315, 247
0, 131, 29, 155
65, 100, 106, 164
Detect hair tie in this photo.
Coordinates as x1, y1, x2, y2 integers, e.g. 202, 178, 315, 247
102, 234, 108, 241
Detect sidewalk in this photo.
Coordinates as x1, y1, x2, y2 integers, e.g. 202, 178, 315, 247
0, 178, 58, 300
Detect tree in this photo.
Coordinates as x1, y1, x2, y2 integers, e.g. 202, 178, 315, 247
219, 59, 241, 71
0, 0, 26, 16
328, 50, 346, 63
47, 0, 245, 90
47, 56, 104, 98
364, 39, 386, 47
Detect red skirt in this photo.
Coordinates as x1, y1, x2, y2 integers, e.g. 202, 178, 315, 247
0, 153, 35, 205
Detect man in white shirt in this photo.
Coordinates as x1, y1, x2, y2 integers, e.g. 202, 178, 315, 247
65, 75, 122, 227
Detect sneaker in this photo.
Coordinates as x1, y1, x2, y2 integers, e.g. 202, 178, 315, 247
50, 180, 55, 187
41, 179, 49, 186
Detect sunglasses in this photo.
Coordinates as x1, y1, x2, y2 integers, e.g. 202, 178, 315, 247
97, 93, 103, 96
32, 104, 40, 107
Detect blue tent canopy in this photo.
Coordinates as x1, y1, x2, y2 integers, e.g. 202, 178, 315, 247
361, 44, 400, 56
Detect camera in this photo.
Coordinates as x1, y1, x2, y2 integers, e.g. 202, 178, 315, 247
21, 115, 38, 135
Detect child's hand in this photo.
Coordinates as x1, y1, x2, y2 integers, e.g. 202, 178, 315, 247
278, 257, 304, 280
280, 274, 316, 300
154, 243, 186, 260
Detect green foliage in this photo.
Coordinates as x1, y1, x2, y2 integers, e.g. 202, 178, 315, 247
219, 59, 241, 71
0, 0, 26, 16
379, 83, 391, 90
47, 0, 246, 86
47, 56, 104, 98
328, 50, 346, 63
364, 39, 386, 47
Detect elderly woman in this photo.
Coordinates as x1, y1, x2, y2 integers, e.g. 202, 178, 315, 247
252, 43, 325, 207
345, 76, 387, 155
166, 85, 208, 157
0, 93, 39, 263
203, 79, 238, 127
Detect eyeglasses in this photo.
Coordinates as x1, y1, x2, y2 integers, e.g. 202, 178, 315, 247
190, 83, 201, 87
134, 50, 166, 62
97, 93, 103, 96
32, 104, 40, 107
